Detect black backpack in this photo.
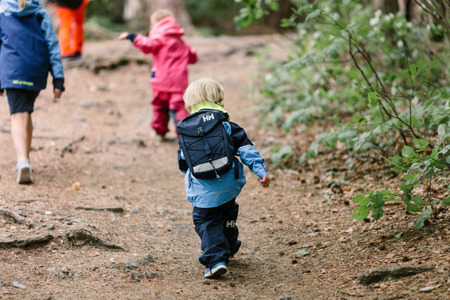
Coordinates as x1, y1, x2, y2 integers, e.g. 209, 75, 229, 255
177, 109, 236, 181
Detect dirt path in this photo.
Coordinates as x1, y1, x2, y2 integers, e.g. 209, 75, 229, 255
0, 35, 448, 299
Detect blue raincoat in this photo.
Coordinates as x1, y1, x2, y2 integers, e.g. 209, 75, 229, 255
178, 103, 268, 208
0, 0, 64, 91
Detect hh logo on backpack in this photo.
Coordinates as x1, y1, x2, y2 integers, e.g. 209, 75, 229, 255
177, 110, 237, 181
202, 113, 214, 122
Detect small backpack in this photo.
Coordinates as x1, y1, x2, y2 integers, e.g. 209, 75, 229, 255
177, 109, 236, 181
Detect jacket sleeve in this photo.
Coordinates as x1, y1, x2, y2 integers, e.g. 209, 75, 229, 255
132, 34, 162, 54
229, 122, 268, 179
188, 46, 197, 64
39, 10, 65, 90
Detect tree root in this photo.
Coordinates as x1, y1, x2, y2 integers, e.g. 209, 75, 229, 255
66, 228, 124, 251
0, 235, 54, 250
0, 208, 25, 224
359, 265, 434, 285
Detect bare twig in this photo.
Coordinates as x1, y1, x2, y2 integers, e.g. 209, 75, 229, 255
59, 136, 85, 157
75, 206, 125, 213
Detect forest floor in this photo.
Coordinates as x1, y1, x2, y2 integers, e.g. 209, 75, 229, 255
0, 34, 448, 300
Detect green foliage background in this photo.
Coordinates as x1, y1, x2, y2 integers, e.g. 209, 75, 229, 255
235, 0, 449, 228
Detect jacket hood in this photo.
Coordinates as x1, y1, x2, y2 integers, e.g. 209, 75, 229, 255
150, 16, 184, 39
0, 0, 42, 17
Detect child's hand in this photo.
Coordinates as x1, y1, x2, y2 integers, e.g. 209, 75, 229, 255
53, 89, 63, 101
118, 32, 129, 40
260, 175, 270, 187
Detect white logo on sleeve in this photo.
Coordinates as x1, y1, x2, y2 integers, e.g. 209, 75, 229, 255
226, 220, 235, 228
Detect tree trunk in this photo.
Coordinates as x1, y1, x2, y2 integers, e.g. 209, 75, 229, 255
123, 0, 148, 31
145, 0, 192, 29
124, 0, 192, 31
372, 0, 400, 14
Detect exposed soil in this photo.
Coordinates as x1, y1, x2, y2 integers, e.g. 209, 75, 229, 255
0, 34, 448, 299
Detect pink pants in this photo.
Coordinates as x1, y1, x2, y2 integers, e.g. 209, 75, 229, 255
151, 91, 189, 136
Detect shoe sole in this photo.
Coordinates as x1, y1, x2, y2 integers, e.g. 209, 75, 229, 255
17, 166, 32, 184
210, 265, 227, 278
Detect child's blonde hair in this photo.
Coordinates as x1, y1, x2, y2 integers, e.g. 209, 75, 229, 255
18, 0, 28, 9
183, 78, 225, 112
150, 9, 174, 26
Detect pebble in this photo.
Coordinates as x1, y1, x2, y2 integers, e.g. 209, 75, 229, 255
88, 265, 99, 271
124, 259, 139, 269
202, 280, 210, 285
145, 271, 163, 279
419, 285, 439, 293
12, 281, 26, 289
143, 254, 155, 263
130, 271, 143, 282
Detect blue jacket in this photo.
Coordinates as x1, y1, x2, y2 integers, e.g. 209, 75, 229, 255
0, 0, 64, 91
178, 109, 268, 208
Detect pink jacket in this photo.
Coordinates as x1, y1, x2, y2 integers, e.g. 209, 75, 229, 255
132, 16, 197, 93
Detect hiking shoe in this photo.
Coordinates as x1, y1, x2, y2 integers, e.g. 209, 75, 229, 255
151, 131, 166, 142
204, 268, 212, 278
205, 262, 227, 279
16, 159, 32, 184
62, 52, 82, 60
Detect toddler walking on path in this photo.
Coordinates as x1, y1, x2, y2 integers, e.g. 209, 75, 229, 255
119, 9, 197, 140
177, 78, 270, 278
0, 0, 65, 184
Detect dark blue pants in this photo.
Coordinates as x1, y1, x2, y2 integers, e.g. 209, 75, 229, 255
192, 199, 241, 268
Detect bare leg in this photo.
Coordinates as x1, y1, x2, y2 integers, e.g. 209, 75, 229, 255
26, 113, 33, 158
11, 112, 32, 162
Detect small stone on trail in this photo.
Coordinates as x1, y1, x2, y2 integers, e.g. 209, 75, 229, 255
12, 281, 26, 289
288, 240, 297, 246
291, 259, 298, 264
419, 285, 440, 293
278, 296, 292, 300
143, 254, 155, 263
202, 280, 210, 285
130, 271, 143, 282
125, 259, 140, 270
145, 272, 163, 279
229, 282, 236, 287
88, 265, 99, 271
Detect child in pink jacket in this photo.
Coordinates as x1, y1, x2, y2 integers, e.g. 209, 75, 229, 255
119, 9, 197, 140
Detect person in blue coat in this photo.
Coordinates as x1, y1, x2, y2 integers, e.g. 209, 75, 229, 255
0, 0, 65, 184
178, 78, 271, 278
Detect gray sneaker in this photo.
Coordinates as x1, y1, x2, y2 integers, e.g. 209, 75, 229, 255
16, 159, 32, 184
